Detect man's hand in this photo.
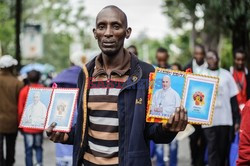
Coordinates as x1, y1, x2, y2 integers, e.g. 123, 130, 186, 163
46, 122, 69, 143
162, 106, 188, 132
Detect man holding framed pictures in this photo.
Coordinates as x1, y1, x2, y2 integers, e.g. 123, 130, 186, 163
46, 5, 188, 166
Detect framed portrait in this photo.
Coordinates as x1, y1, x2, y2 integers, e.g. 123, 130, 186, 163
146, 68, 219, 125
19, 88, 53, 129
183, 74, 219, 125
147, 68, 185, 119
45, 88, 79, 132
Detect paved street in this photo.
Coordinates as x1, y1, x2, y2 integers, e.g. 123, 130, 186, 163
14, 134, 191, 166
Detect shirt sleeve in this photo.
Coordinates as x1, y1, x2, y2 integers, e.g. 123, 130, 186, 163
18, 86, 27, 124
228, 71, 239, 98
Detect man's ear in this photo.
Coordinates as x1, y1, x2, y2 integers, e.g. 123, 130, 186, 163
125, 27, 132, 39
93, 28, 97, 39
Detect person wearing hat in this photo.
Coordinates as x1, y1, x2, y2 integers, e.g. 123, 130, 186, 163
0, 55, 24, 166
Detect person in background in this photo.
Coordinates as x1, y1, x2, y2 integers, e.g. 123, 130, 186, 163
171, 62, 182, 71
230, 49, 250, 111
237, 100, 250, 165
155, 47, 170, 69
0, 55, 24, 166
18, 70, 44, 166
184, 44, 207, 166
51, 51, 86, 166
127, 45, 138, 56
203, 50, 240, 166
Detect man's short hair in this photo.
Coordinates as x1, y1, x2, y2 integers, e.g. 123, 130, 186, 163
233, 48, 246, 58
157, 47, 168, 54
207, 49, 219, 61
194, 44, 205, 55
98, 5, 128, 28
27, 70, 41, 83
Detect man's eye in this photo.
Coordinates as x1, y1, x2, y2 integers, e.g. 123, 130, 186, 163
113, 25, 120, 30
98, 25, 105, 30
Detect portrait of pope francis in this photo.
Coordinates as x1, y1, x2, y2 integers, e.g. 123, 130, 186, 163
151, 75, 181, 117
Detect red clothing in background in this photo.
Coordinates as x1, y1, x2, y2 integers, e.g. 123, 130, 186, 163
237, 100, 250, 165
18, 83, 44, 134
233, 70, 247, 105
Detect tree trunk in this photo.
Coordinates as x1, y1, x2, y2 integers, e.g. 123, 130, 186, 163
15, 0, 22, 70
231, 1, 250, 69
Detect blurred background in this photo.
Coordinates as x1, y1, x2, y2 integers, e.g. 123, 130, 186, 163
0, 0, 249, 71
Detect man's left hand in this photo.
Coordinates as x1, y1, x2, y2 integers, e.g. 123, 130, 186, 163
162, 106, 188, 132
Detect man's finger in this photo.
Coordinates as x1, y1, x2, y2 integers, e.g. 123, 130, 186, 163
168, 113, 175, 125
180, 109, 188, 131
176, 107, 185, 131
166, 112, 175, 129
54, 132, 62, 142
171, 107, 180, 130
46, 122, 57, 137
49, 132, 56, 141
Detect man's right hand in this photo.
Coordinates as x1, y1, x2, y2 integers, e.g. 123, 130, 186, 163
46, 122, 69, 143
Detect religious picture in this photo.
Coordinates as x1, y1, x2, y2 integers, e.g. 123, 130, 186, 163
183, 74, 219, 125
148, 69, 185, 119
45, 89, 79, 132
19, 88, 53, 129
146, 68, 219, 125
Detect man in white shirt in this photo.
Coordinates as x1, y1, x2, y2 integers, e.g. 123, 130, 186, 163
202, 50, 240, 166
26, 92, 47, 126
184, 44, 207, 166
152, 75, 181, 117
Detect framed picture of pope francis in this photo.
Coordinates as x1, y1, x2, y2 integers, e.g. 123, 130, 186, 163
19, 88, 53, 129
148, 68, 185, 119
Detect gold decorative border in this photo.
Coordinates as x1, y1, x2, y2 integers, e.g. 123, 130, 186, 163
183, 72, 219, 125
146, 67, 220, 126
146, 68, 186, 120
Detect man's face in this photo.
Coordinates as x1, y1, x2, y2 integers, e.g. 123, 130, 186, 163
156, 52, 168, 68
206, 51, 218, 70
194, 47, 205, 65
33, 93, 40, 104
234, 53, 245, 70
162, 76, 170, 90
93, 8, 131, 56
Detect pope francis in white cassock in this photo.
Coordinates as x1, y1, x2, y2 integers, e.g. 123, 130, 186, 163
151, 75, 181, 116
25, 91, 47, 126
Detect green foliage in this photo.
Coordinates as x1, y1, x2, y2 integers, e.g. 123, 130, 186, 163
129, 31, 191, 68
20, 0, 89, 71
0, 2, 15, 56
220, 38, 233, 69
38, 33, 73, 72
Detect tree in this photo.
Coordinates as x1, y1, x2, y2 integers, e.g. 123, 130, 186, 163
162, 0, 250, 68
0, 1, 15, 56
21, 0, 89, 71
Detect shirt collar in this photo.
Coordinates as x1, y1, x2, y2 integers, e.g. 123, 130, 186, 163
92, 49, 131, 77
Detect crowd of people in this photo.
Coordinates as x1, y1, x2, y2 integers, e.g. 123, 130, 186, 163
0, 5, 249, 166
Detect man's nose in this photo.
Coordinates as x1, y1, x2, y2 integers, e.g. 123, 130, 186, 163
104, 26, 113, 37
